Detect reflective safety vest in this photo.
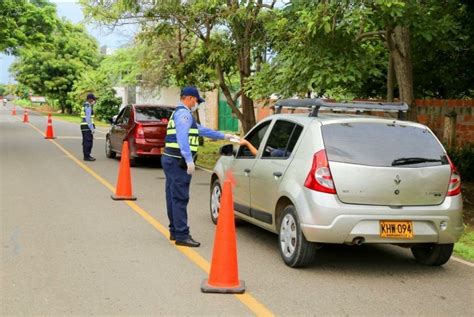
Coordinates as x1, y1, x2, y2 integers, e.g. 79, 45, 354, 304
80, 102, 95, 131
164, 106, 199, 158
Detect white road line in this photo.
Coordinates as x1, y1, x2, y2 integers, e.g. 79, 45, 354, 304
452, 256, 474, 267
197, 166, 213, 173
57, 136, 105, 140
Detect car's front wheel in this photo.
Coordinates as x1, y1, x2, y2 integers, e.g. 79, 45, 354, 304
210, 179, 221, 225
411, 243, 454, 266
278, 205, 318, 268
105, 136, 116, 158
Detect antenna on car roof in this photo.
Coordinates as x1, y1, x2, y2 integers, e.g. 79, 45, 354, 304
274, 98, 409, 118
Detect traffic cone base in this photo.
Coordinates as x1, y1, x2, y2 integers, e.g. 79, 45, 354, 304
201, 279, 245, 294
111, 194, 137, 201
12, 108, 16, 115
111, 141, 137, 201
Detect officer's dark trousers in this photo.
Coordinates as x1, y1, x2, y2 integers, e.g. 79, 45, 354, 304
81, 129, 93, 159
161, 154, 192, 241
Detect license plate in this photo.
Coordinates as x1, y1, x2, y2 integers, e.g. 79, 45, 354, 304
380, 221, 414, 239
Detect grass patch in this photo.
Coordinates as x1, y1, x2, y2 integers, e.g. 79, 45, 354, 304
12, 99, 31, 107
197, 139, 231, 170
13, 99, 108, 127
454, 228, 474, 262
50, 113, 109, 127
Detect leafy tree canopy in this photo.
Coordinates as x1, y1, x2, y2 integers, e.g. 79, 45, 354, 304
81, 0, 277, 132
12, 20, 100, 113
0, 0, 57, 54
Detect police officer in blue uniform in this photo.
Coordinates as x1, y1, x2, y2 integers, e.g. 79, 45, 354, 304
81, 93, 96, 161
162, 86, 236, 247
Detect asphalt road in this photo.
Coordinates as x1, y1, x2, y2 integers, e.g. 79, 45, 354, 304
1, 103, 473, 316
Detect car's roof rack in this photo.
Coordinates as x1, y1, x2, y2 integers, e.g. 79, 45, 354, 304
274, 98, 409, 117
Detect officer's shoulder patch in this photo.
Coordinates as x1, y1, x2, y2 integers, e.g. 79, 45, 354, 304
180, 114, 190, 123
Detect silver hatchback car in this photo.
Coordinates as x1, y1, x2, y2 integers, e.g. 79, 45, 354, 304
210, 99, 463, 268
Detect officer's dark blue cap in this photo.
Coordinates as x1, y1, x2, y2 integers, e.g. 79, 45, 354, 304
181, 86, 205, 104
86, 93, 96, 100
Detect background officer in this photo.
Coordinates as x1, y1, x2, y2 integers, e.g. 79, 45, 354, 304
81, 93, 96, 161
162, 86, 236, 247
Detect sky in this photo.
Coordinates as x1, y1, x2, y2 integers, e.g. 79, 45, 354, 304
0, 0, 137, 84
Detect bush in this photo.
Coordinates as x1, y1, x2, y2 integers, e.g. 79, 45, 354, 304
448, 144, 474, 182
93, 89, 121, 121
13, 99, 31, 107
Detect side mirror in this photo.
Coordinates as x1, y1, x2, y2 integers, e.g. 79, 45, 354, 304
108, 115, 118, 124
219, 144, 234, 156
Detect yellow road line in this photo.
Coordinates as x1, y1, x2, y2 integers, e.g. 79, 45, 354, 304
26, 121, 275, 317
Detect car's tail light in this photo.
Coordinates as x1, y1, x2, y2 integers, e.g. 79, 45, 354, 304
447, 155, 461, 196
134, 123, 145, 139
304, 150, 336, 194
161, 118, 168, 124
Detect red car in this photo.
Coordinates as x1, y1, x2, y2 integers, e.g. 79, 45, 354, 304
105, 104, 174, 165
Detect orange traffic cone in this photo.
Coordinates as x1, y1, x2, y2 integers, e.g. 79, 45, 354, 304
111, 141, 137, 201
44, 114, 56, 139
201, 178, 245, 294
23, 110, 29, 123
12, 107, 16, 116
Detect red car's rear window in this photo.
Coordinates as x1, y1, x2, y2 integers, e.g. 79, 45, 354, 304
135, 107, 173, 121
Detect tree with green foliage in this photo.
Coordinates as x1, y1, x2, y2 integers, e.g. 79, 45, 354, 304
250, 0, 471, 119
100, 47, 140, 86
81, 0, 276, 133
11, 21, 100, 113
0, 0, 57, 54
411, 0, 474, 99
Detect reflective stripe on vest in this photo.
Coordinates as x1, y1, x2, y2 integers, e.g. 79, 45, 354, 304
80, 102, 95, 126
165, 107, 199, 155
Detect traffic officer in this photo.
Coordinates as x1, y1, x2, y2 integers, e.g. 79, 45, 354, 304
81, 93, 96, 161
162, 86, 236, 247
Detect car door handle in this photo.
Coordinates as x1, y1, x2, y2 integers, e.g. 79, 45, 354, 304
244, 168, 251, 175
273, 171, 283, 177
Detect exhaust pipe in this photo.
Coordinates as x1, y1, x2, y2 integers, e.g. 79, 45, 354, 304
352, 237, 365, 246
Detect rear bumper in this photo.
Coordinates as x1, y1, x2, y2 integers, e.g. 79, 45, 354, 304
298, 191, 464, 244
130, 140, 164, 158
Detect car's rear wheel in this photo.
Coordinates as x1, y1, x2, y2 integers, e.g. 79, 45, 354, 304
279, 205, 317, 268
129, 157, 137, 167
210, 179, 221, 225
105, 136, 116, 158
411, 243, 454, 266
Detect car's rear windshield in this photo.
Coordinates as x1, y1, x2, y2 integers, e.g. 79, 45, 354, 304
321, 122, 448, 167
135, 107, 173, 121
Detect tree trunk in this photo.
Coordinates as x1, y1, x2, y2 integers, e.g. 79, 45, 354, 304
238, 40, 256, 134
387, 26, 416, 121
240, 94, 255, 133
387, 52, 395, 102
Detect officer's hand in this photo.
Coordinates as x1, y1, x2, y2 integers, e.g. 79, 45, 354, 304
91, 129, 95, 135
186, 162, 195, 175
224, 134, 234, 140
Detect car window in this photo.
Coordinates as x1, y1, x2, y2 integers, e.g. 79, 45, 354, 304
322, 122, 448, 167
116, 107, 130, 124
135, 107, 173, 121
115, 107, 127, 124
262, 120, 303, 159
237, 120, 271, 158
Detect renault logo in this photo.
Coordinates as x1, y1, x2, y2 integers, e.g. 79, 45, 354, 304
394, 175, 401, 185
